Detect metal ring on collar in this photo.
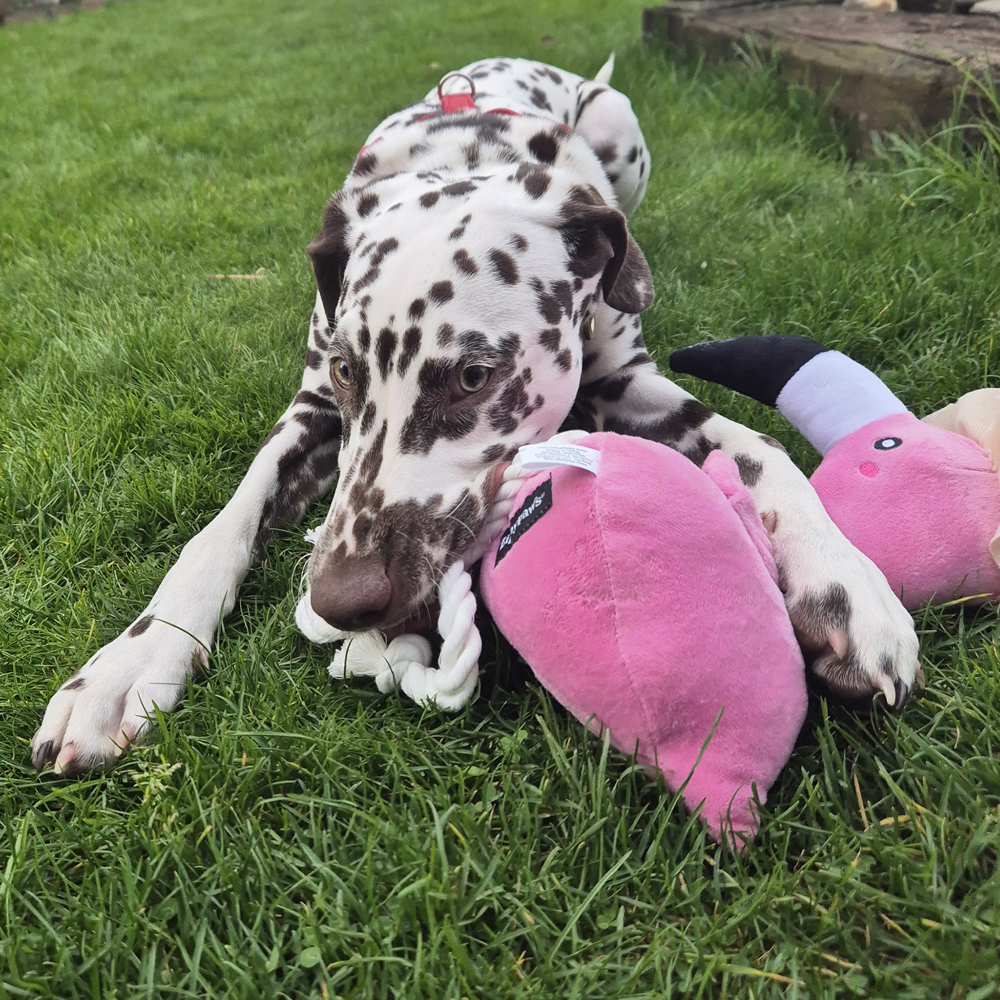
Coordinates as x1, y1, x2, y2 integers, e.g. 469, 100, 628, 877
437, 72, 476, 102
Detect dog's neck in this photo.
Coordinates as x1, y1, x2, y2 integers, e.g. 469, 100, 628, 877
341, 110, 614, 204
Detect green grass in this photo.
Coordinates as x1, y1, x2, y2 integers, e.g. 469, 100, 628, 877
2, 1, 1000, 996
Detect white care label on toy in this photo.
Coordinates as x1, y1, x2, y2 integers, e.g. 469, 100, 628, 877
517, 443, 601, 474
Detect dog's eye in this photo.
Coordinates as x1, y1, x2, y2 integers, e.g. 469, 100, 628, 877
331, 357, 352, 388
458, 365, 492, 394
873, 436, 902, 451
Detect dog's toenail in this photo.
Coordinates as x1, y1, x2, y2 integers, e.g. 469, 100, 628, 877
893, 679, 910, 711
33, 740, 54, 771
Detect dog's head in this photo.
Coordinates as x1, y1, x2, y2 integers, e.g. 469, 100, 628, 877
305, 151, 652, 632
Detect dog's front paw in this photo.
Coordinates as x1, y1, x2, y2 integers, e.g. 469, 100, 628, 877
785, 547, 920, 711
31, 617, 207, 776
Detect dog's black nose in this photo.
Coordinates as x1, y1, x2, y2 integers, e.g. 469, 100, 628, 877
310, 553, 392, 631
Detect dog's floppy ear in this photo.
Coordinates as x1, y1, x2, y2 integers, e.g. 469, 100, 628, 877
307, 195, 351, 320
559, 187, 654, 314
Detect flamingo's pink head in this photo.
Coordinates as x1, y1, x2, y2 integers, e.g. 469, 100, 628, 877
812, 412, 1000, 609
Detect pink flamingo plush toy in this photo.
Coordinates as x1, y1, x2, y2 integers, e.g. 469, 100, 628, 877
477, 433, 808, 844
298, 430, 809, 845
671, 335, 1000, 610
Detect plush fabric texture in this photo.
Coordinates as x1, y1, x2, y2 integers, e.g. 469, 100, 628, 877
479, 433, 807, 844
810, 411, 1000, 609
775, 351, 909, 458
669, 334, 831, 408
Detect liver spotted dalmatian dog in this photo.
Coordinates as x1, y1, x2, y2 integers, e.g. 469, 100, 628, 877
32, 56, 919, 776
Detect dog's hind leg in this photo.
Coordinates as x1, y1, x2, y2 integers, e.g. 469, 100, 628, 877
573, 68, 650, 217
30, 294, 342, 776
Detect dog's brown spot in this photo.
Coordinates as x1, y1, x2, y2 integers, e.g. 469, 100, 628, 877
530, 87, 553, 112
352, 152, 379, 177
453, 250, 478, 275
594, 141, 617, 165
681, 435, 719, 467
442, 180, 477, 197
514, 162, 551, 199
734, 454, 763, 488
489, 249, 519, 285
481, 443, 507, 463
129, 615, 154, 638
375, 328, 397, 380
429, 281, 454, 305
398, 327, 422, 377
357, 192, 379, 217
527, 131, 558, 165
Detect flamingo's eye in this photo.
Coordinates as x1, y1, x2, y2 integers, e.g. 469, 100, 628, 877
873, 437, 902, 451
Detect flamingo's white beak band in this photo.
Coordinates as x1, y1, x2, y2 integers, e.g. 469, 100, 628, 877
670, 334, 909, 456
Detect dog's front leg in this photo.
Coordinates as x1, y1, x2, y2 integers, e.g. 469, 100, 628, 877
31, 304, 342, 775
576, 305, 919, 708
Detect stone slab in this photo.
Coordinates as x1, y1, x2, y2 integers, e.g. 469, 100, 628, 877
643, 2, 1000, 149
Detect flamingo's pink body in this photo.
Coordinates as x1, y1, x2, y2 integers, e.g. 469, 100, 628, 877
480, 432, 808, 844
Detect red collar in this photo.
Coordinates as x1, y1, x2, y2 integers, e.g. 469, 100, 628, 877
438, 73, 479, 114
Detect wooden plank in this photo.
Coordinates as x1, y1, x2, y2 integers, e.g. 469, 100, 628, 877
1, 0, 144, 26
643, 3, 1000, 150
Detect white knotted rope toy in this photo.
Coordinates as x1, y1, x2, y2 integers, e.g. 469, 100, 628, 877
295, 430, 591, 710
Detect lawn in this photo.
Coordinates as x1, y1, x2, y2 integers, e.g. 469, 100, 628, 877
2, 0, 1000, 996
